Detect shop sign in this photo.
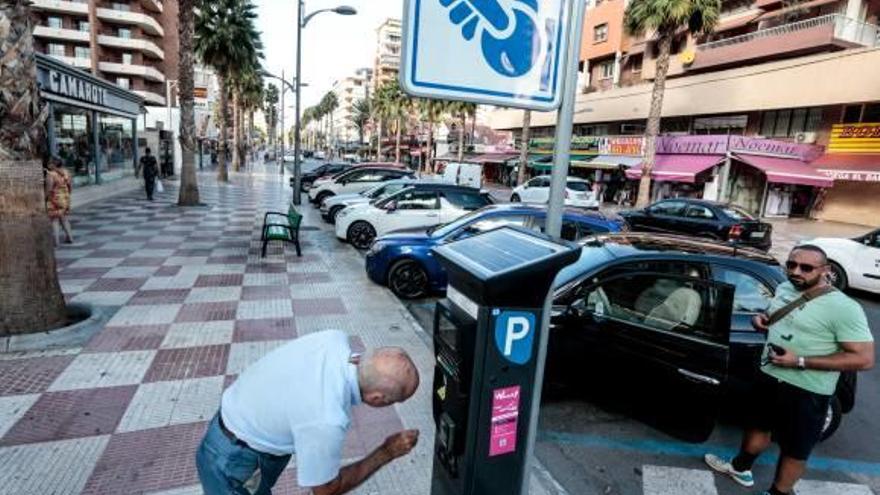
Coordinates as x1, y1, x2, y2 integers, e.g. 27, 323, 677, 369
828, 123, 880, 154
47, 69, 107, 106
818, 170, 880, 182
530, 135, 644, 156
656, 135, 819, 161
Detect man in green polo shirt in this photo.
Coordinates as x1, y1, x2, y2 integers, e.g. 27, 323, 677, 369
705, 245, 874, 495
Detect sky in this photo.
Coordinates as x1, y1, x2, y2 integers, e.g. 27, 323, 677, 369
255, 0, 403, 117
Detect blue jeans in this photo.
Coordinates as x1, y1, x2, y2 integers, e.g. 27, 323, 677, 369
196, 414, 291, 495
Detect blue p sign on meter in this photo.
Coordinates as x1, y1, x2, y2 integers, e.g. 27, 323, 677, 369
493, 310, 536, 365
401, 0, 570, 111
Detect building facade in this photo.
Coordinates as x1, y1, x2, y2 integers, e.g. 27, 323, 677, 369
30, 0, 179, 106
490, 0, 880, 226
372, 18, 401, 93
331, 67, 372, 149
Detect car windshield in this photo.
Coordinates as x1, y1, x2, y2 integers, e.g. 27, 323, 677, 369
428, 208, 486, 237
722, 205, 756, 221
566, 181, 591, 192
361, 183, 388, 198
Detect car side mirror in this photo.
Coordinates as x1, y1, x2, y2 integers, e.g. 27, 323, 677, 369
523, 183, 529, 189
385, 202, 397, 213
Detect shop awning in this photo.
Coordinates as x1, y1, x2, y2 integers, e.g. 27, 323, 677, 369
810, 153, 880, 182
733, 153, 833, 187
587, 155, 644, 170
472, 152, 520, 164
626, 154, 724, 182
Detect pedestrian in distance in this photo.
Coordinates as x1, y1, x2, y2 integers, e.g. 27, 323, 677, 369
45, 156, 74, 245
139, 147, 160, 201
704, 245, 874, 495
196, 330, 421, 495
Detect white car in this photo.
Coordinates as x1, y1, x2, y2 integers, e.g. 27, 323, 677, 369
803, 228, 880, 293
510, 176, 600, 209
308, 166, 414, 205
335, 185, 494, 249
320, 179, 421, 223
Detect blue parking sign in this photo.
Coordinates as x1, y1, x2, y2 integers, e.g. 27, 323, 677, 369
401, 0, 570, 110
493, 310, 536, 365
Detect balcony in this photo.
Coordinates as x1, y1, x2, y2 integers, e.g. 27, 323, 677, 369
47, 54, 92, 70
378, 54, 400, 67
140, 0, 162, 13
97, 34, 164, 59
29, 0, 88, 16
33, 25, 90, 43
99, 61, 165, 82
96, 8, 164, 36
691, 14, 879, 71
132, 89, 165, 105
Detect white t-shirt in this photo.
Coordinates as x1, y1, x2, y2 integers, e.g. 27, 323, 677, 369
221, 330, 361, 487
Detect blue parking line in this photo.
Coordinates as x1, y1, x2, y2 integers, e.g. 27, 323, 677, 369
538, 430, 880, 478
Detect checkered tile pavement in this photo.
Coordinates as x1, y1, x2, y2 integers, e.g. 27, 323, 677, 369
0, 169, 438, 495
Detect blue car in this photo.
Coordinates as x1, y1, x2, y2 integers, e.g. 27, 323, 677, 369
365, 204, 627, 299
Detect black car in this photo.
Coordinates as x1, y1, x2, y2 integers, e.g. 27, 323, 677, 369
620, 199, 772, 250
546, 233, 853, 442
292, 162, 352, 191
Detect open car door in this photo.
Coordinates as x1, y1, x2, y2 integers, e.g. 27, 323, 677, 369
555, 270, 735, 442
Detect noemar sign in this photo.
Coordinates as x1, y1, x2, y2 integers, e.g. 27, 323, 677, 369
401, 0, 570, 111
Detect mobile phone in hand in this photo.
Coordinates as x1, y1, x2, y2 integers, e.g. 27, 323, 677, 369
768, 343, 786, 356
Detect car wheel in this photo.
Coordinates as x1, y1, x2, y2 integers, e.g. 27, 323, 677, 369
510, 194, 521, 202
328, 205, 344, 225
347, 221, 376, 250
820, 396, 843, 441
315, 191, 333, 206
828, 261, 848, 291
388, 260, 429, 299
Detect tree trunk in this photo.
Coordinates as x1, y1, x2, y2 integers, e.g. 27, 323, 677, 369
636, 33, 673, 208
0, 1, 68, 335
176, 0, 199, 206
395, 117, 402, 164
457, 112, 465, 162
217, 75, 229, 182
517, 110, 532, 186
376, 119, 382, 160
232, 91, 241, 172
427, 117, 434, 174
248, 111, 254, 166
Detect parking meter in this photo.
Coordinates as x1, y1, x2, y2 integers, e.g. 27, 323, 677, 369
429, 226, 580, 495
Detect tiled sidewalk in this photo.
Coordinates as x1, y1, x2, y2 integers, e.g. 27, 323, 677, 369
0, 169, 440, 495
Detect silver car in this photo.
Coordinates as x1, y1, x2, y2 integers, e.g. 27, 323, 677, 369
320, 178, 425, 223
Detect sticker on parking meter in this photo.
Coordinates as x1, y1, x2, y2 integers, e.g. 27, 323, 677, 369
494, 311, 536, 365
489, 385, 520, 457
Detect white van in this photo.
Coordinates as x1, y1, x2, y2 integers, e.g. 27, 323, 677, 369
441, 162, 482, 188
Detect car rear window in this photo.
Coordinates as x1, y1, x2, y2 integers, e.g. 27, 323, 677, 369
443, 191, 494, 210
722, 206, 755, 221
566, 181, 591, 192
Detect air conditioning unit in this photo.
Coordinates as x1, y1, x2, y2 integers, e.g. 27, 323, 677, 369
795, 132, 818, 144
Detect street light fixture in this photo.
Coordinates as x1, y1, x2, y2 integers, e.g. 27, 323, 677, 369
291, 2, 358, 205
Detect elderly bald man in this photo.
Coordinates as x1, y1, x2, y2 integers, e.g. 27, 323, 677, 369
196, 330, 420, 495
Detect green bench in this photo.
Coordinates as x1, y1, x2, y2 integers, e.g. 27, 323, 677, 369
261, 204, 302, 257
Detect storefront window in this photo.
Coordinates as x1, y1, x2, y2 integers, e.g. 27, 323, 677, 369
99, 115, 134, 182
53, 104, 95, 187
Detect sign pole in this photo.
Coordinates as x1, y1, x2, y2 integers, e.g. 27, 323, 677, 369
522, 0, 586, 492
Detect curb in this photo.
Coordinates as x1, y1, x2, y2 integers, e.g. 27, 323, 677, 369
0, 303, 111, 353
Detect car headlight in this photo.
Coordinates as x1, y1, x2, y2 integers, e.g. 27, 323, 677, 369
367, 241, 387, 256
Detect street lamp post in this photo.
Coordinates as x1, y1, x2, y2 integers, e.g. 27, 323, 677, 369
259, 71, 305, 176
292, 1, 357, 205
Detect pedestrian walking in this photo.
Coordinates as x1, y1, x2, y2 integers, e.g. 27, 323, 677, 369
704, 245, 874, 495
196, 330, 420, 494
139, 147, 159, 201
45, 156, 74, 244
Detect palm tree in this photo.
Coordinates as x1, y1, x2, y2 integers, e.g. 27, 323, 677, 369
448, 101, 476, 162
232, 68, 262, 170
374, 81, 410, 164
195, 0, 262, 181
319, 92, 338, 158
517, 110, 531, 186
177, 0, 199, 205
241, 71, 264, 166
625, 0, 721, 206
0, 0, 68, 334
349, 98, 371, 153
418, 99, 446, 173
263, 84, 279, 148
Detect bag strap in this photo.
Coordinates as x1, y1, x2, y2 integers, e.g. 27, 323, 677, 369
767, 284, 835, 326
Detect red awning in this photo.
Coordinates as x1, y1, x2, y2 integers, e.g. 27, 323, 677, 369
733, 153, 833, 187
626, 154, 724, 183
473, 152, 519, 164
810, 153, 880, 182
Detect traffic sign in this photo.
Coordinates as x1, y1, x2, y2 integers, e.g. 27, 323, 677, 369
493, 310, 536, 365
401, 0, 570, 111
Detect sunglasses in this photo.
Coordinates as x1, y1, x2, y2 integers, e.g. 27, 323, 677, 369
785, 261, 825, 273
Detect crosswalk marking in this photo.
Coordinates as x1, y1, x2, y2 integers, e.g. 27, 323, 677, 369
642, 465, 719, 495
641, 465, 876, 495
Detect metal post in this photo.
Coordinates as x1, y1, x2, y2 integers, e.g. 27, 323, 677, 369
523, 1, 586, 493
281, 69, 286, 175
92, 111, 101, 184
292, 0, 304, 204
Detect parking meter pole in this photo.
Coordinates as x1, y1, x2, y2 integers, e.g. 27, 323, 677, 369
524, 0, 587, 492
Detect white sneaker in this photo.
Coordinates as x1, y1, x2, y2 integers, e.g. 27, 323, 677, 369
704, 453, 755, 487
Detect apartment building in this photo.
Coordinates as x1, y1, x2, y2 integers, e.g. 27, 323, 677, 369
372, 18, 401, 93
491, 0, 880, 226
30, 0, 179, 106
331, 68, 373, 148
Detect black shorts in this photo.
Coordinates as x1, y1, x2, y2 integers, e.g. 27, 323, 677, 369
745, 373, 831, 461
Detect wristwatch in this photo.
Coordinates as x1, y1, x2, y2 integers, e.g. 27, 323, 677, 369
797, 356, 806, 370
